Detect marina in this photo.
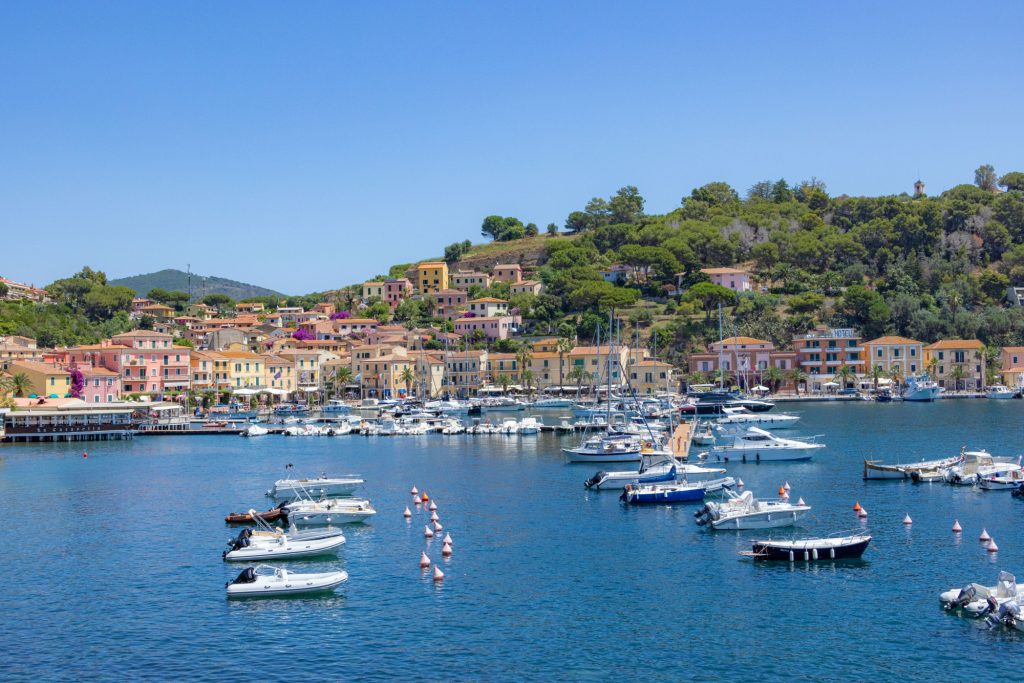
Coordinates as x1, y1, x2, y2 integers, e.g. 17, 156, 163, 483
3, 400, 1024, 680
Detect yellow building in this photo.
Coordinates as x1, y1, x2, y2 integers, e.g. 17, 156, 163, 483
629, 360, 675, 395
444, 349, 487, 396
275, 349, 320, 392
923, 340, 985, 391
352, 345, 416, 398
569, 345, 630, 388
263, 355, 295, 393
190, 351, 218, 390
485, 352, 521, 385
863, 336, 925, 376
5, 360, 72, 398
414, 261, 449, 295
235, 302, 265, 314
213, 351, 264, 389
362, 281, 385, 300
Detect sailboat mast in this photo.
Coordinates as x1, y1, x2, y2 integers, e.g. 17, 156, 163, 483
717, 303, 725, 390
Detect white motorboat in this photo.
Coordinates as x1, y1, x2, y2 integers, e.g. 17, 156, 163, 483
498, 418, 519, 434
903, 374, 942, 401
563, 433, 643, 463
692, 422, 716, 446
284, 497, 377, 525
863, 452, 964, 480
242, 425, 269, 437
941, 450, 1021, 486
710, 427, 824, 462
223, 519, 346, 561
226, 565, 348, 598
986, 385, 1015, 399
517, 416, 542, 434
583, 451, 727, 490
716, 406, 800, 429
269, 474, 365, 499
534, 397, 573, 408
441, 419, 465, 435
978, 470, 1024, 490
941, 571, 1024, 618
694, 489, 810, 530
321, 399, 352, 414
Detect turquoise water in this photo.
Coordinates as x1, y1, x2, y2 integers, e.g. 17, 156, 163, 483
2, 402, 1022, 681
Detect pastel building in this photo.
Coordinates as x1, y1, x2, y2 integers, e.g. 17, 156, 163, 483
453, 315, 520, 341
689, 337, 776, 382
444, 350, 488, 396
863, 336, 925, 376
362, 282, 385, 300
450, 271, 491, 290
492, 264, 523, 283
699, 267, 752, 292
999, 347, 1024, 388
413, 262, 449, 294
5, 360, 71, 398
924, 340, 984, 390
792, 327, 865, 377
432, 289, 467, 321
110, 331, 192, 394
630, 359, 675, 395
467, 297, 509, 317
384, 278, 413, 309
76, 366, 122, 403
510, 280, 544, 296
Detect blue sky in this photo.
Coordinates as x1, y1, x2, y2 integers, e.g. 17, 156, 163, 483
2, 2, 1022, 294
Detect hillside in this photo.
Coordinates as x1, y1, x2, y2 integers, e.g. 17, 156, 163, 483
111, 269, 283, 299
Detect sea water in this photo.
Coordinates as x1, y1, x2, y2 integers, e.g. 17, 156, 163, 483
1, 401, 1022, 681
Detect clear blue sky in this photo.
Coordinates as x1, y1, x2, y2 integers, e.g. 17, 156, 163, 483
2, 2, 1022, 294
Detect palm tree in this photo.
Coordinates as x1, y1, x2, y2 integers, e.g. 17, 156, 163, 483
7, 372, 32, 398
521, 369, 535, 398
569, 366, 589, 399
868, 364, 886, 391
334, 366, 354, 397
926, 356, 939, 379
888, 365, 904, 394
762, 366, 783, 394
399, 366, 416, 398
950, 364, 967, 393
497, 373, 511, 394
0, 375, 14, 398
686, 371, 707, 391
787, 368, 808, 396
556, 336, 574, 389
516, 346, 533, 386
833, 364, 856, 390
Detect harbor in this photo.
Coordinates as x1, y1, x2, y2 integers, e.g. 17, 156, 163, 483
3, 399, 1023, 680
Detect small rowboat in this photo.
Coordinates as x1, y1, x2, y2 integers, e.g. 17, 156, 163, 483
740, 534, 871, 561
225, 502, 289, 525
226, 565, 348, 598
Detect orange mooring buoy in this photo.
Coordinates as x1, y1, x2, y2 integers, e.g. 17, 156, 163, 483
421, 492, 429, 503
853, 501, 862, 512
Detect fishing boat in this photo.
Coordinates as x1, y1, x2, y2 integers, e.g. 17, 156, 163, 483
978, 470, 1024, 490
694, 489, 810, 530
742, 534, 871, 561
986, 384, 1015, 399
862, 452, 964, 480
709, 427, 824, 462
283, 497, 377, 525
268, 474, 365, 498
209, 405, 258, 420
902, 375, 942, 402
242, 424, 269, 437
225, 502, 290, 525
225, 565, 348, 598
940, 450, 1021, 486
222, 517, 346, 561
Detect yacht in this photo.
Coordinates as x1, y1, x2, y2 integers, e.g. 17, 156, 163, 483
903, 375, 942, 402
710, 427, 824, 462
986, 385, 1015, 399
684, 390, 775, 415
321, 400, 352, 414
517, 416, 542, 434
534, 397, 574, 408
283, 497, 377, 525
695, 489, 810, 530
716, 406, 800, 429
941, 450, 1021, 486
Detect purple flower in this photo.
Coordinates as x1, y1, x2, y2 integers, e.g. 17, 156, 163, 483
330, 311, 351, 320
292, 328, 315, 340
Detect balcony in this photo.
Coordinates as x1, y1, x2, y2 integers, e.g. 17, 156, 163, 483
800, 361, 822, 367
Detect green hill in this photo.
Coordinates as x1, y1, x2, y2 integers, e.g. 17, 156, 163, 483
111, 269, 283, 300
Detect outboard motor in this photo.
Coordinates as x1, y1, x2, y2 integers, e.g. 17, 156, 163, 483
987, 600, 1021, 629
226, 567, 257, 587
945, 584, 977, 611
584, 472, 607, 490
694, 504, 710, 519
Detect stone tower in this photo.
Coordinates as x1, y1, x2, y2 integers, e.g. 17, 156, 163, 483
913, 179, 925, 197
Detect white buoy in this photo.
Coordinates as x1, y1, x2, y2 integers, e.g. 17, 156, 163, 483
797, 497, 805, 506
737, 479, 744, 488
442, 542, 452, 556
783, 481, 791, 492
429, 500, 437, 511
952, 519, 962, 533
414, 497, 421, 506
411, 486, 418, 496
987, 539, 999, 553
443, 533, 452, 545
424, 525, 434, 538
403, 506, 412, 518
430, 511, 439, 522
980, 528, 991, 542
433, 521, 444, 532
433, 565, 444, 581
857, 507, 868, 518
903, 514, 913, 525
420, 551, 430, 568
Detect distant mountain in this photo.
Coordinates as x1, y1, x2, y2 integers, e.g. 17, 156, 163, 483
110, 269, 284, 300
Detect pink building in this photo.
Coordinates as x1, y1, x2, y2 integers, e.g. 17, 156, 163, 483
384, 278, 413, 309
699, 267, 752, 292
109, 330, 192, 395
453, 315, 521, 341
75, 365, 122, 403
433, 289, 467, 321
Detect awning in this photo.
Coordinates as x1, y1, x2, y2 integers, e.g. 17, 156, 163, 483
298, 386, 319, 393
751, 385, 769, 391
264, 388, 289, 396
822, 381, 840, 388
233, 388, 259, 396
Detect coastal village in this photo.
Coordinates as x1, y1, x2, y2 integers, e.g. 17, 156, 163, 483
3, 257, 1024, 442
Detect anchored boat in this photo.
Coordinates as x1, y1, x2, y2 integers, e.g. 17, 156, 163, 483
742, 534, 871, 561
709, 427, 824, 462
694, 489, 810, 530
226, 565, 348, 598
223, 515, 346, 561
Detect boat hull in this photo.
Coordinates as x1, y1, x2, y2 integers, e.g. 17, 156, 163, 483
224, 534, 346, 561
710, 448, 818, 463
226, 570, 348, 598
271, 480, 363, 498
622, 485, 705, 505
711, 508, 808, 530
750, 536, 870, 561
563, 448, 641, 463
